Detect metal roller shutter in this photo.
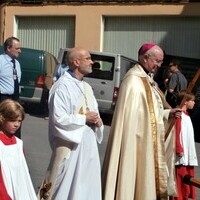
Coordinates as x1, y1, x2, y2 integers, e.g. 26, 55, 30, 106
103, 16, 200, 60
17, 16, 75, 57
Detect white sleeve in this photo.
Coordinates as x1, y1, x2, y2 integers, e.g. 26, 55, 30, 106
49, 84, 86, 144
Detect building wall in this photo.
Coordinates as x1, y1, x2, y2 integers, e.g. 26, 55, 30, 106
1, 3, 200, 52
103, 16, 200, 59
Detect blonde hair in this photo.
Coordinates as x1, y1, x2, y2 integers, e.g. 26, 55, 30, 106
0, 99, 25, 126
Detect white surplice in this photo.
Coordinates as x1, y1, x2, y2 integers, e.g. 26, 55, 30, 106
175, 112, 198, 166
0, 138, 37, 200
39, 71, 103, 200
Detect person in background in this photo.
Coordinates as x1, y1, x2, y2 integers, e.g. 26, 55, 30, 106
53, 54, 69, 82
0, 99, 37, 200
166, 59, 188, 108
0, 36, 22, 138
41, 56, 58, 120
0, 37, 21, 101
171, 91, 198, 200
102, 43, 182, 200
163, 68, 173, 96
38, 47, 103, 200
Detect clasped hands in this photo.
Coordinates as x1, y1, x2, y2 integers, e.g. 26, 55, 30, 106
85, 111, 103, 127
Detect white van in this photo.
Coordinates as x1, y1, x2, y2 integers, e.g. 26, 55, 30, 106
57, 48, 137, 114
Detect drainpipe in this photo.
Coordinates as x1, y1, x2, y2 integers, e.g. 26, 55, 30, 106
0, 3, 7, 44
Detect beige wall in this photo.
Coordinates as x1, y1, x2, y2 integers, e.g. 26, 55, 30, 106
1, 3, 200, 50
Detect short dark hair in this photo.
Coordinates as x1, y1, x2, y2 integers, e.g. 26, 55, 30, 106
169, 59, 181, 68
3, 36, 20, 52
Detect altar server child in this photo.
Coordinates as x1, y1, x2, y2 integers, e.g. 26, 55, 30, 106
172, 91, 198, 200
0, 99, 37, 200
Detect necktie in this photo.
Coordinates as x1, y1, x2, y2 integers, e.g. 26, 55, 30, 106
11, 59, 19, 100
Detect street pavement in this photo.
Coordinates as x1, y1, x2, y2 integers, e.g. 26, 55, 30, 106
22, 113, 200, 198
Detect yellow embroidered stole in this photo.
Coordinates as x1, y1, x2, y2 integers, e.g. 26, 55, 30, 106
141, 77, 168, 199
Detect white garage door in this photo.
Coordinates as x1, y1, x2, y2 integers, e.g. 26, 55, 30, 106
103, 16, 200, 60
17, 16, 75, 57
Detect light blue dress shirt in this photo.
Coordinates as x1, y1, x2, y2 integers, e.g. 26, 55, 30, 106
0, 54, 21, 95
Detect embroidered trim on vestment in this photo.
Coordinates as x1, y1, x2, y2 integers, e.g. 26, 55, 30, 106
141, 77, 160, 198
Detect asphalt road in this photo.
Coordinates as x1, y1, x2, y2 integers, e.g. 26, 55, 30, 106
21, 111, 110, 193
21, 111, 200, 198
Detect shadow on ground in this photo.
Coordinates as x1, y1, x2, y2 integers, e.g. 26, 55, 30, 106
100, 113, 113, 126
22, 103, 45, 118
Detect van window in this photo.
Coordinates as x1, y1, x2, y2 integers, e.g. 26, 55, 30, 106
62, 52, 115, 80
87, 54, 115, 80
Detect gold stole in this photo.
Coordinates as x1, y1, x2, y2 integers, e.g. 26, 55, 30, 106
141, 77, 168, 199
78, 82, 94, 114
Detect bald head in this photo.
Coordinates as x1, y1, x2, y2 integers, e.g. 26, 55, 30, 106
66, 47, 93, 80
67, 47, 88, 66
